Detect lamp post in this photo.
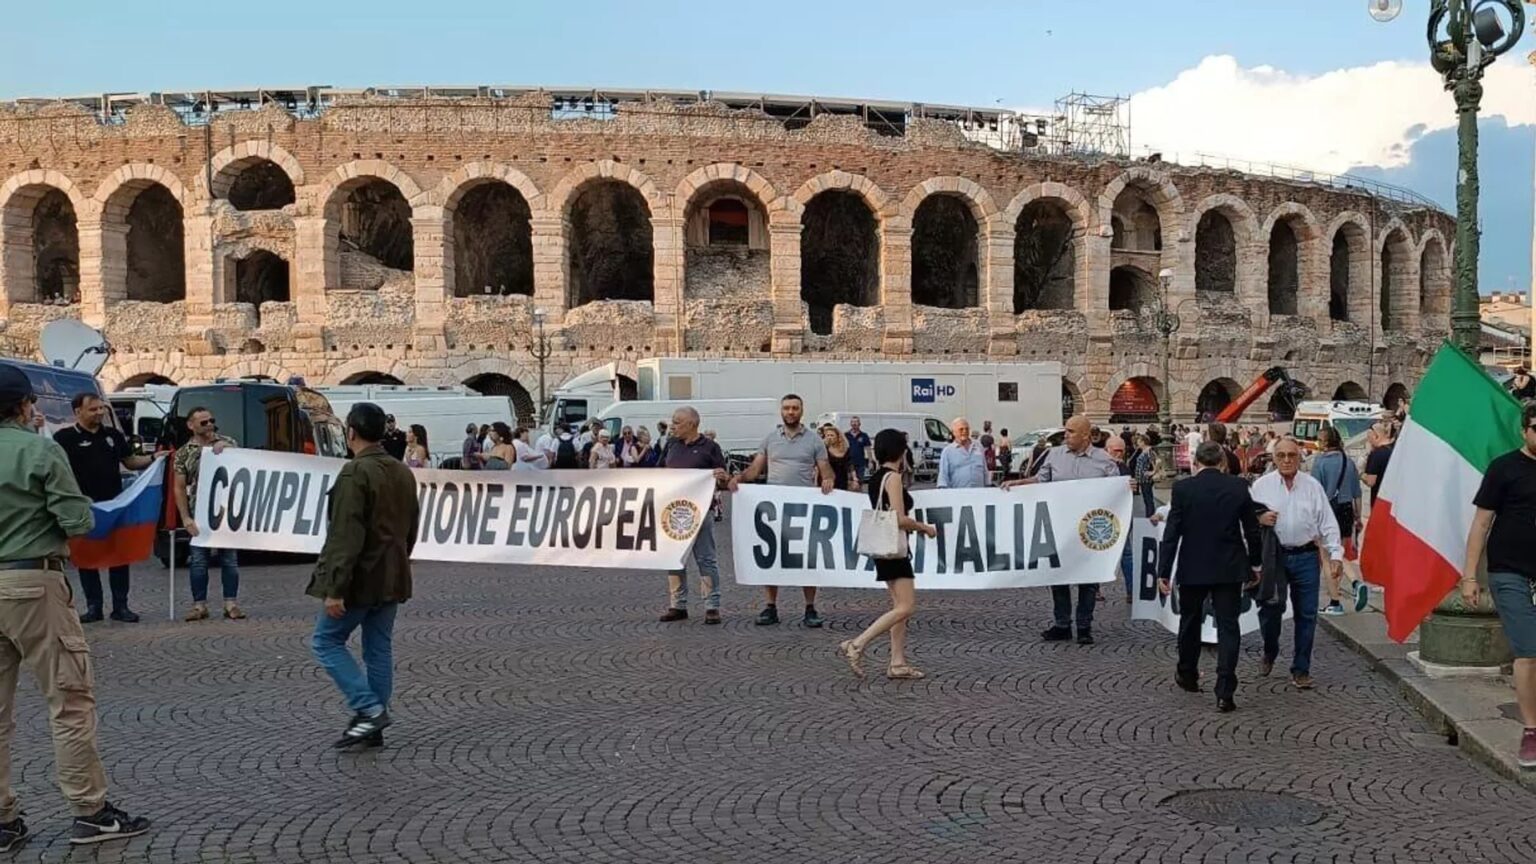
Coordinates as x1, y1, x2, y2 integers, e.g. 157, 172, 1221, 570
1373, 0, 1527, 668
1153, 268, 1181, 477
530, 308, 552, 427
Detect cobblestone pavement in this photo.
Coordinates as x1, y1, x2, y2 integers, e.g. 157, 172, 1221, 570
7, 532, 1535, 863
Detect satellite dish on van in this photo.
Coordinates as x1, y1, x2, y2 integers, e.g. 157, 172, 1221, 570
39, 319, 112, 376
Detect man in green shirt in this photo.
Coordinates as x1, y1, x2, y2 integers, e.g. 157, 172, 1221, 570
309, 402, 420, 750
0, 365, 150, 850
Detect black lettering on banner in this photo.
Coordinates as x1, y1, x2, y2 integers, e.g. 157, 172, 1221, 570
1013, 502, 1027, 571
635, 489, 657, 551
227, 468, 251, 531
416, 482, 437, 542
272, 472, 301, 534
207, 466, 230, 530
433, 482, 460, 545
807, 505, 838, 570
552, 488, 576, 547
593, 488, 619, 548
837, 507, 876, 572
506, 484, 531, 546
753, 501, 777, 568
312, 475, 332, 534
249, 470, 279, 533
1028, 501, 1060, 569
455, 483, 483, 545
477, 483, 503, 545
984, 505, 1010, 572
615, 488, 638, 550
528, 487, 553, 546
926, 506, 955, 574
295, 473, 317, 534
572, 487, 598, 548
953, 506, 984, 574
1138, 535, 1160, 602
911, 508, 925, 572
780, 502, 807, 569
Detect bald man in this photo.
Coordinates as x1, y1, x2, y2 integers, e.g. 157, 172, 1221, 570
937, 418, 988, 489
1005, 415, 1122, 644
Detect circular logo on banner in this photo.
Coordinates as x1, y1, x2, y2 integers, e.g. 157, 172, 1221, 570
1078, 508, 1121, 551
661, 499, 703, 542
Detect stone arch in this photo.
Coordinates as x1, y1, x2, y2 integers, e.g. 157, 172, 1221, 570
215, 358, 296, 384
1332, 381, 1368, 401
909, 192, 984, 309
315, 160, 425, 213
1195, 377, 1242, 422
1377, 220, 1415, 332
1108, 264, 1158, 312
117, 372, 176, 390
451, 357, 538, 426
1416, 229, 1450, 318
1325, 211, 1371, 324
800, 185, 883, 335
324, 356, 412, 386
1060, 378, 1085, 423
321, 168, 418, 276
340, 370, 404, 386
435, 161, 544, 211
1268, 380, 1304, 421
563, 178, 655, 307
898, 177, 999, 224
791, 170, 894, 218
1008, 184, 1092, 313
547, 160, 668, 218
96, 170, 186, 304
1098, 167, 1184, 242
1108, 375, 1164, 423
1193, 210, 1238, 294
677, 166, 777, 304
201, 141, 305, 203
1259, 203, 1321, 318
0, 171, 88, 306
99, 356, 187, 392
232, 249, 290, 305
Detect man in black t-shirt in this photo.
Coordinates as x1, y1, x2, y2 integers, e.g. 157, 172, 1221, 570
1463, 402, 1536, 768
657, 406, 729, 625
1362, 422, 1395, 507
53, 393, 155, 623
381, 415, 408, 461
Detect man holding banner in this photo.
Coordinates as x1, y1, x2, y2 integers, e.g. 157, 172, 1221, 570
729, 394, 835, 628
658, 406, 730, 624
1157, 442, 1263, 713
308, 403, 420, 749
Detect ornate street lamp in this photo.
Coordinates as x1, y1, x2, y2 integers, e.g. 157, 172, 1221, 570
1153, 268, 1180, 477
1373, 0, 1527, 668
529, 308, 552, 427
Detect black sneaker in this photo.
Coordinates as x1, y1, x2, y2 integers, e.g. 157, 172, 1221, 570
802, 607, 824, 628
110, 608, 140, 623
1041, 625, 1073, 642
0, 817, 28, 852
70, 803, 150, 845
703, 610, 722, 625
1076, 629, 1095, 645
334, 711, 392, 749
79, 607, 103, 624
755, 605, 779, 626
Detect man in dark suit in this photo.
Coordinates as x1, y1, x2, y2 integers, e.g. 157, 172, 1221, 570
1157, 442, 1263, 712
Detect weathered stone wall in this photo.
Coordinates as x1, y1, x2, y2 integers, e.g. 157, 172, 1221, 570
0, 90, 1454, 420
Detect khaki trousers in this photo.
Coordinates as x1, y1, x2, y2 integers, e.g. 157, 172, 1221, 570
0, 567, 108, 821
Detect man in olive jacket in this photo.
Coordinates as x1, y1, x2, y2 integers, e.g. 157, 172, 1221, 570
308, 402, 420, 749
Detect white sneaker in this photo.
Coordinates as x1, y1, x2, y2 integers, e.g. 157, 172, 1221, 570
1321, 602, 1346, 616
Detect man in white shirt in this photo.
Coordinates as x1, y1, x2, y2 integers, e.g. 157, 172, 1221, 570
535, 428, 556, 468
1184, 427, 1203, 466
1249, 437, 1344, 690
937, 418, 988, 489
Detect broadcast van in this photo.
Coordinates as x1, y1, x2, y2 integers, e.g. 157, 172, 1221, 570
0, 356, 118, 436
595, 398, 781, 463
315, 385, 518, 466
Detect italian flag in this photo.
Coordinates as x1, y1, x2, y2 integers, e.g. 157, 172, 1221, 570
1361, 344, 1525, 643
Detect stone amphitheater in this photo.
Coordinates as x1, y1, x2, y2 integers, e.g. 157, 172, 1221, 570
0, 86, 1454, 425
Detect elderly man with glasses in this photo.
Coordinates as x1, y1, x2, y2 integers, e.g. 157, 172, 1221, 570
1249, 437, 1344, 690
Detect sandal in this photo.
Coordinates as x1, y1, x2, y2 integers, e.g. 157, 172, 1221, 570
223, 603, 247, 620
887, 665, 926, 680
183, 604, 209, 622
837, 640, 865, 679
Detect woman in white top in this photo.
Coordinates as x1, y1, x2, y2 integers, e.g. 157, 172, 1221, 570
512, 426, 545, 470
589, 430, 619, 469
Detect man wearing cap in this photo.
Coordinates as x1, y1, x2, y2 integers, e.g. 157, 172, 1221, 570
381, 414, 408, 461
0, 365, 151, 850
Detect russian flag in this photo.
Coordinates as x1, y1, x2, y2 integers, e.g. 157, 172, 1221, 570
69, 455, 168, 570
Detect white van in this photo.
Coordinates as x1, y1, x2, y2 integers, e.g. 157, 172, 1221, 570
815, 412, 953, 478
596, 398, 782, 459
107, 384, 178, 447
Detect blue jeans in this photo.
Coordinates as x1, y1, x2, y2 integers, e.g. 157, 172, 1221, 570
188, 547, 239, 603
1140, 485, 1158, 520
1120, 540, 1135, 598
311, 603, 398, 717
1259, 549, 1322, 675
668, 522, 720, 611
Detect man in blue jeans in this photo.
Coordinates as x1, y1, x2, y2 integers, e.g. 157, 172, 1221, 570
309, 403, 420, 749
1249, 438, 1344, 690
173, 407, 245, 621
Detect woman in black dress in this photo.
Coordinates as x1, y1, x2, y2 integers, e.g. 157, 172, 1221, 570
820, 423, 861, 491
838, 429, 937, 680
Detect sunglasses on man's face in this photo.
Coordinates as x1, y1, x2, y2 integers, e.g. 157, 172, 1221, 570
197, 418, 216, 428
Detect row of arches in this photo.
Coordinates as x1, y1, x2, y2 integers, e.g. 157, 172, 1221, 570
0, 156, 1452, 341
1103, 376, 1410, 424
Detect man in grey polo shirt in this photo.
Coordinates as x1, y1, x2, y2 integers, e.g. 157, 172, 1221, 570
1003, 414, 1121, 645
728, 394, 834, 627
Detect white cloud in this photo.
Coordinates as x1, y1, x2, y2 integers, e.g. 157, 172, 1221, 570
1125, 54, 1536, 175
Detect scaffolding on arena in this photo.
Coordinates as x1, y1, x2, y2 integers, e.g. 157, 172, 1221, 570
1054, 92, 1130, 159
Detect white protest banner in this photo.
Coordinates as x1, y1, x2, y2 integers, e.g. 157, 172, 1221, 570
191, 449, 717, 570
1127, 517, 1288, 642
731, 477, 1132, 589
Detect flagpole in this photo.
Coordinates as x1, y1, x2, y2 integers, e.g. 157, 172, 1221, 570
167, 531, 175, 622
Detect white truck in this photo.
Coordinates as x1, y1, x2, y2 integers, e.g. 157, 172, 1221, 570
550, 358, 1061, 438
315, 384, 518, 465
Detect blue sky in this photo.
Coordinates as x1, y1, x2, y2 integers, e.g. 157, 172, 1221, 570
2, 0, 1531, 292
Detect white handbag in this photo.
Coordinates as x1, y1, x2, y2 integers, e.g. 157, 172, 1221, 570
856, 475, 908, 560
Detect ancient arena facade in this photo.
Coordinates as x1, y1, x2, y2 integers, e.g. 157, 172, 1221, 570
0, 87, 1454, 424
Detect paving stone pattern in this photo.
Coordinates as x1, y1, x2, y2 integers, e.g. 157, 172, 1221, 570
7, 531, 1535, 863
